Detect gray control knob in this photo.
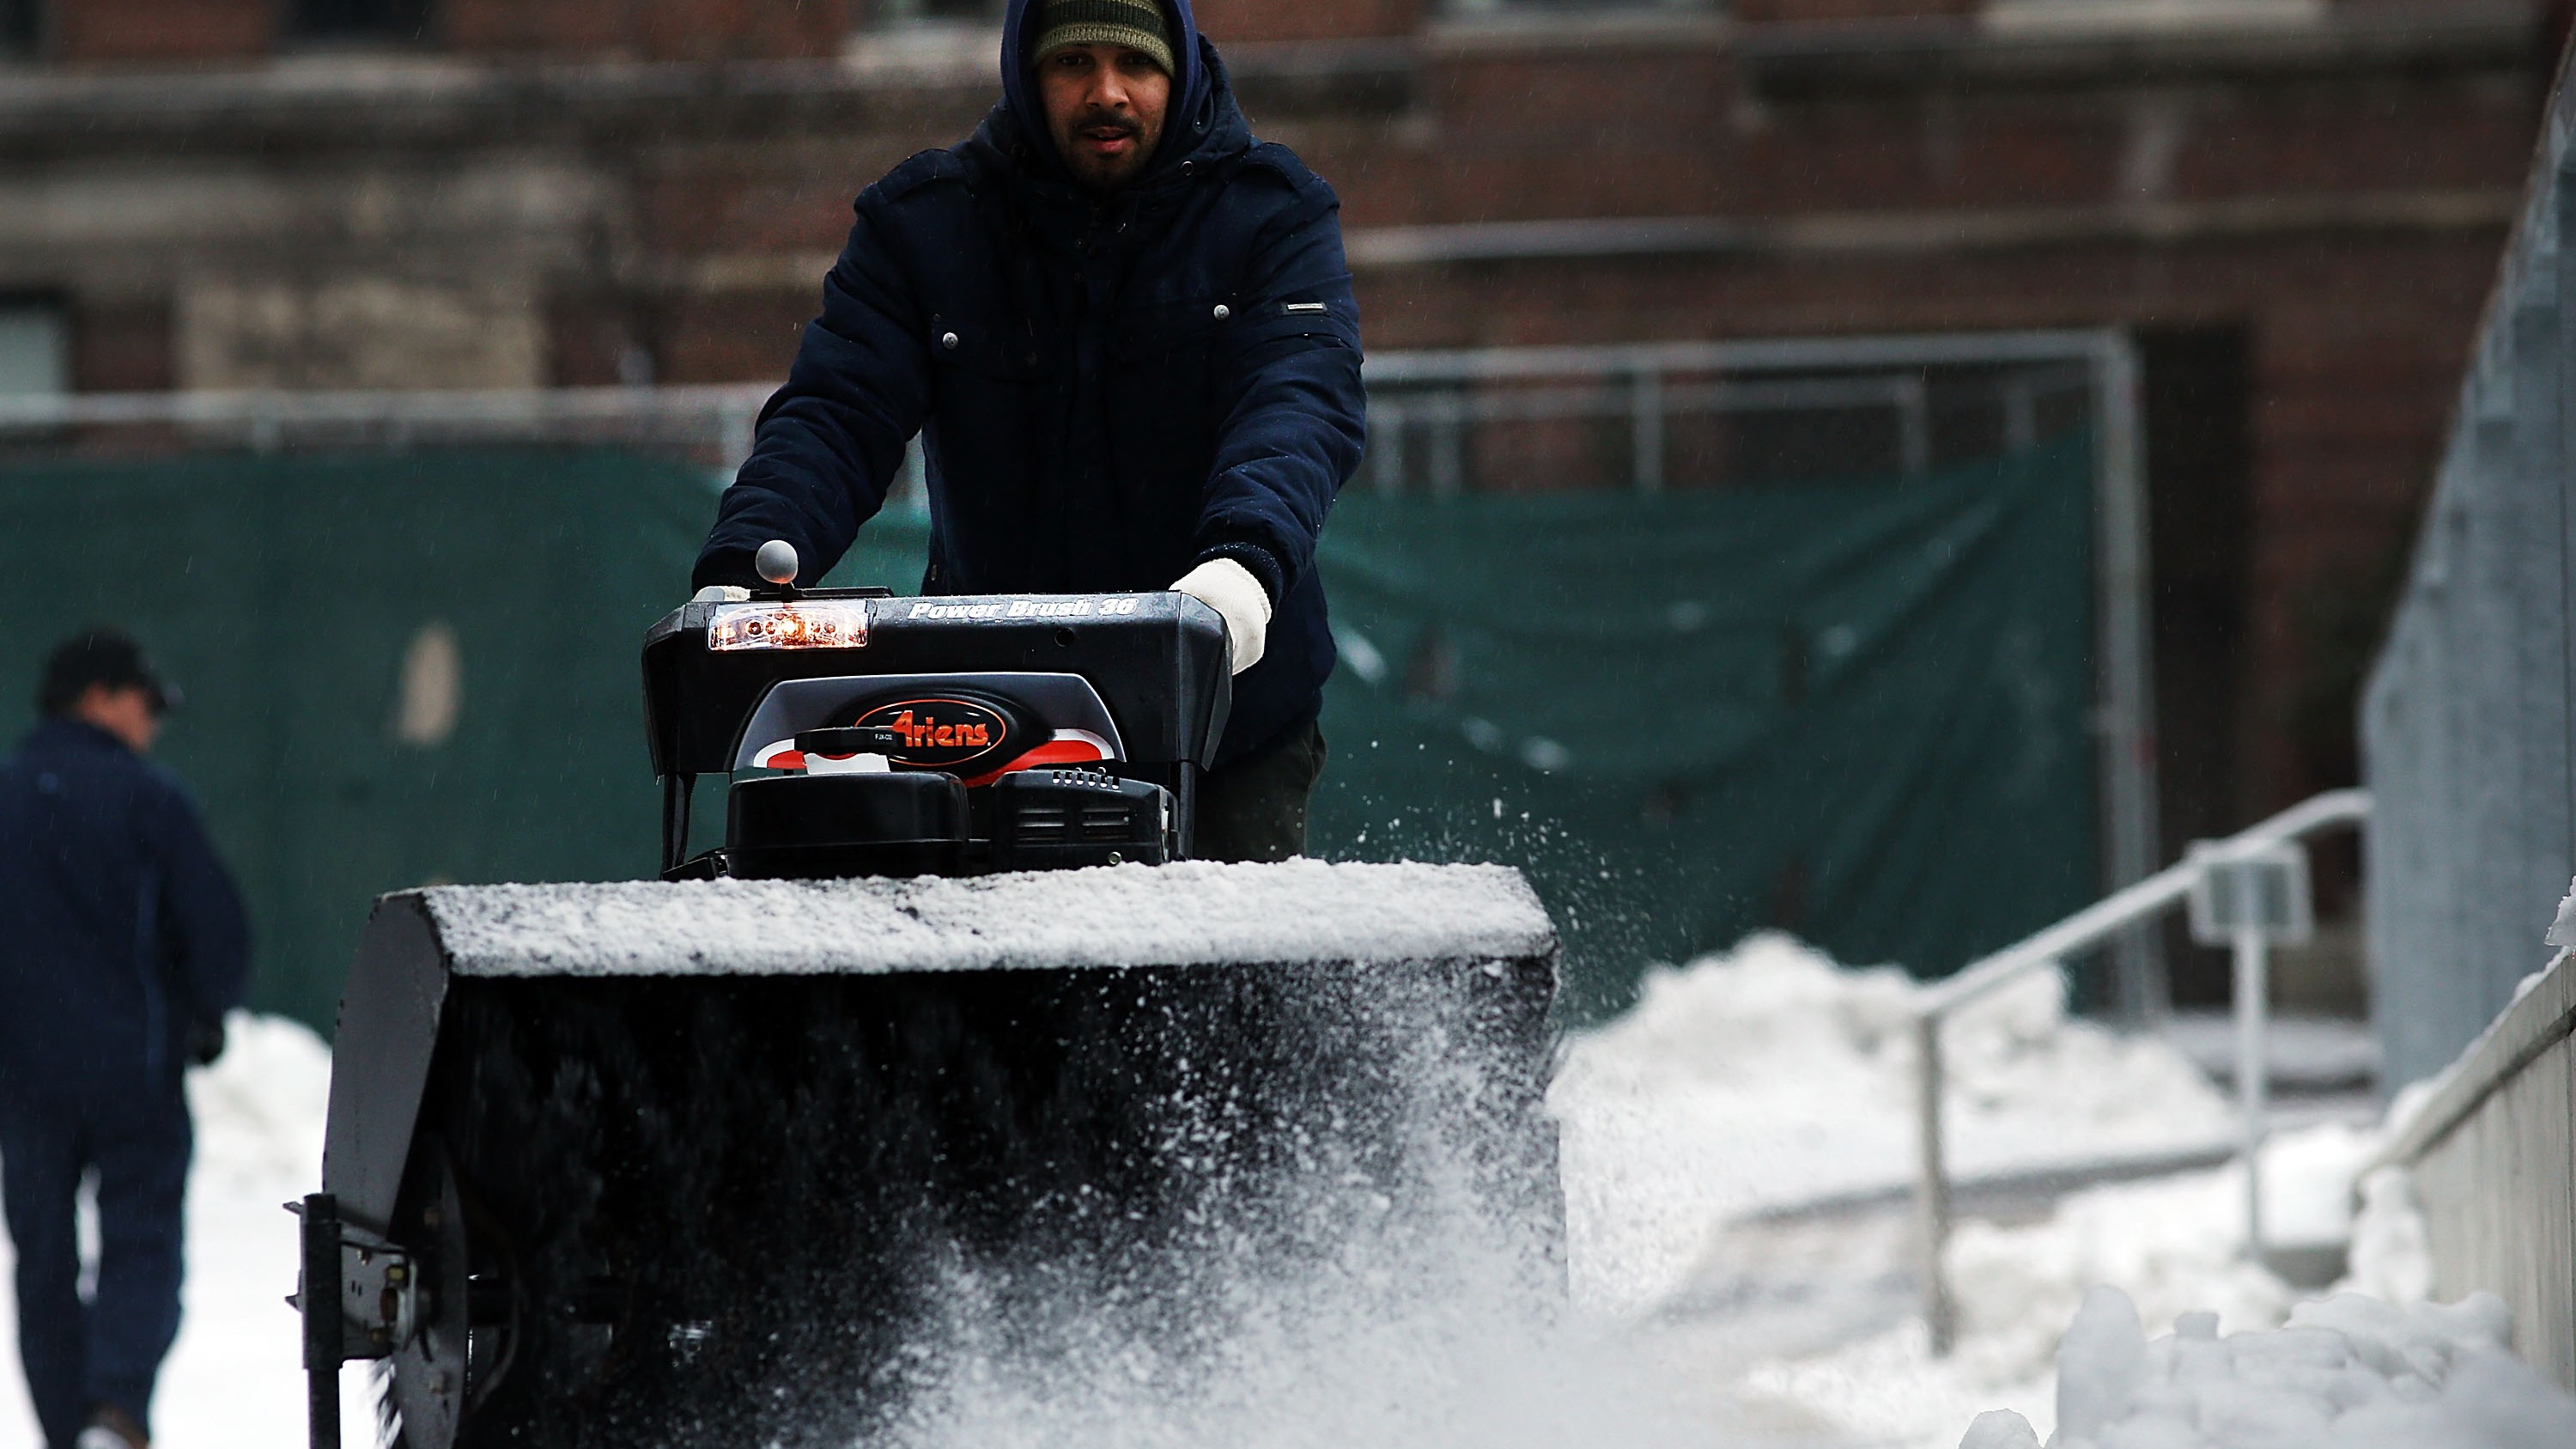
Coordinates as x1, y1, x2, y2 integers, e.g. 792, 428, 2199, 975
756, 539, 799, 588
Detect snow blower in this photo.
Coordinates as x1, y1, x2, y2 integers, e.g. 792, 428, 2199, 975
294, 547, 1562, 1449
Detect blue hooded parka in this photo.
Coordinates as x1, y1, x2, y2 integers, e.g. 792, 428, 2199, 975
0, 718, 250, 1103
694, 0, 1365, 766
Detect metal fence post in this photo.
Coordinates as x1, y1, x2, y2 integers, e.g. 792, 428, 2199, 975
2003, 378, 2038, 455
2234, 923, 2270, 1262
1916, 1010, 1956, 1355
1897, 372, 1932, 478
719, 399, 757, 474
1430, 391, 1464, 497
2093, 334, 2167, 1031
251, 400, 283, 455
1370, 401, 1406, 495
1631, 367, 1666, 493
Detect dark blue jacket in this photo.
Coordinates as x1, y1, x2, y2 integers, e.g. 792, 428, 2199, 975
693, 0, 1364, 766
0, 719, 250, 1101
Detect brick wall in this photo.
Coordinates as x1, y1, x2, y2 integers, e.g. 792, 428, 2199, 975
444, 0, 632, 56
1733, 0, 1973, 21
57, 0, 270, 62
630, 0, 848, 60
1195, 0, 1429, 44
46, 0, 854, 62
446, 0, 849, 58
0, 0, 2545, 877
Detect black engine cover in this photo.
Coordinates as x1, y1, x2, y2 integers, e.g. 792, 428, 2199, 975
726, 772, 968, 879
990, 767, 1173, 870
645, 592, 1232, 876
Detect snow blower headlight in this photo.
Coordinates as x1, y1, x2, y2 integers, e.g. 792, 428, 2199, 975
708, 601, 872, 653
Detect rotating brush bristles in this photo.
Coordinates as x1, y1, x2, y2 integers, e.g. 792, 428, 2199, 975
394, 962, 1552, 1449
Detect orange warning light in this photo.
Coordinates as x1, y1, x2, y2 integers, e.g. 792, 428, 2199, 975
708, 602, 872, 652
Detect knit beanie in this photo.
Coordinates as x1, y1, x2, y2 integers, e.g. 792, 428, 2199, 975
1029, 0, 1176, 77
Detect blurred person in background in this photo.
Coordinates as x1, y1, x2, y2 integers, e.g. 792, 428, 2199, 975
0, 630, 249, 1449
693, 0, 1364, 862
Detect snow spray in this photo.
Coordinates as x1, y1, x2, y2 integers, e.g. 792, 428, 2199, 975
393, 945, 1649, 1448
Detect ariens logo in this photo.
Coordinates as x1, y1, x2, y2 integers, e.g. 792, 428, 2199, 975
889, 711, 988, 749
850, 697, 1011, 768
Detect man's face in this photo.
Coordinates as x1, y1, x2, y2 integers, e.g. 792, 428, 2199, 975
1038, 43, 1171, 192
76, 683, 161, 755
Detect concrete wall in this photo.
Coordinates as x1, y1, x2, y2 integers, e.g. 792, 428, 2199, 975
2372, 36, 2576, 1370
2363, 27, 2576, 1087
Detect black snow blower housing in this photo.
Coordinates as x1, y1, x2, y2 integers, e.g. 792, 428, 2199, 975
295, 548, 1562, 1449
643, 547, 1231, 879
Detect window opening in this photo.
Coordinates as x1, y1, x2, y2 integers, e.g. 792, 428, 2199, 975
290, 0, 431, 42
0, 302, 68, 400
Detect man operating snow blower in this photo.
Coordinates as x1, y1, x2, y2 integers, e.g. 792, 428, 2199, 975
692, 0, 1362, 863
291, 30, 1570, 1433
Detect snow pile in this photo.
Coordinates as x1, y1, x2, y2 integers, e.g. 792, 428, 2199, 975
1943, 1123, 2381, 1384
1550, 933, 2237, 1311
2339, 1167, 2433, 1307
1728, 1123, 2386, 1446
1962, 1285, 2576, 1448
184, 1011, 336, 1189
155, 1014, 376, 1446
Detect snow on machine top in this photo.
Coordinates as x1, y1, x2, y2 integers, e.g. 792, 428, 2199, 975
405, 859, 1556, 978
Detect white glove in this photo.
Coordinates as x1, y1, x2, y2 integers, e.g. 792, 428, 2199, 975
1171, 557, 1273, 675
693, 585, 751, 603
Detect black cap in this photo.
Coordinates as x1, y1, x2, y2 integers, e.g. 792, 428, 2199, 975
39, 628, 180, 718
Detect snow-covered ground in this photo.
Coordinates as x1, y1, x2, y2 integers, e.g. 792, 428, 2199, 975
1550, 935, 2245, 1315
1709, 1121, 2394, 1446
2161, 1011, 2381, 1095
1552, 935, 2407, 1447
0, 931, 2543, 1448
1961, 1287, 2576, 1449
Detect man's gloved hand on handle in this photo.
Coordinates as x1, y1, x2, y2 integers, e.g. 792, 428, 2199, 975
688, 553, 1272, 678
1170, 557, 1272, 676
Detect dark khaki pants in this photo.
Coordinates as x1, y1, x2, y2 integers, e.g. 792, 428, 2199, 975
1192, 721, 1327, 863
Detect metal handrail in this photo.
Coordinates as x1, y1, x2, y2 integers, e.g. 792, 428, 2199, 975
1358, 330, 2130, 383
1912, 788, 2372, 1354
0, 382, 781, 472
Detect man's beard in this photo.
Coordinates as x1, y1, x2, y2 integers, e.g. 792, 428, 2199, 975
1060, 106, 1155, 188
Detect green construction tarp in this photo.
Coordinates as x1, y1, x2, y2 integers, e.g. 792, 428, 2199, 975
0, 434, 2097, 1036
0, 449, 713, 1032
839, 435, 2104, 1021
1303, 436, 2099, 1019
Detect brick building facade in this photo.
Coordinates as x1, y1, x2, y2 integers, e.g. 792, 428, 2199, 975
0, 0, 2557, 999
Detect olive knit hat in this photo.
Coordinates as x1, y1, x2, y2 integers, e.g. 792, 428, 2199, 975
1029, 0, 1176, 77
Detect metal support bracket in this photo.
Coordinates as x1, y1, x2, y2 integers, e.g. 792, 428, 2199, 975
290, 1191, 420, 1449
2186, 837, 2317, 1266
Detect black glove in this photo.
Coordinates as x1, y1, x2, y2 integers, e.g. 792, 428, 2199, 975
185, 1017, 227, 1068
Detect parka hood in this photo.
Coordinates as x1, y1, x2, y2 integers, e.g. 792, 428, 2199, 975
996, 0, 1220, 187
